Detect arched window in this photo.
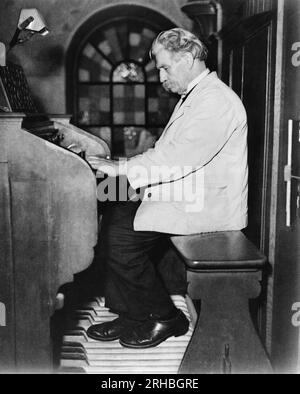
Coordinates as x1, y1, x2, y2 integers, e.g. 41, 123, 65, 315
68, 8, 178, 157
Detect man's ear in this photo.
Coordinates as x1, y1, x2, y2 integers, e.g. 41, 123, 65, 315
183, 52, 194, 68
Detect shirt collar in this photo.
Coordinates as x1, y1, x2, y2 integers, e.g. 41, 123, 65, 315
182, 68, 210, 98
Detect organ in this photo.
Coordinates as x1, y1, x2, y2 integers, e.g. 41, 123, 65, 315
0, 62, 110, 372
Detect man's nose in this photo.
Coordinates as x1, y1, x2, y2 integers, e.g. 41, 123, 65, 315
159, 69, 167, 83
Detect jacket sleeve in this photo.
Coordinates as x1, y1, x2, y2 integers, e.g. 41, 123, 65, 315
125, 90, 244, 189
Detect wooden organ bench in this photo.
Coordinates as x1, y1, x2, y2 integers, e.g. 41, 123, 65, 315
171, 230, 273, 374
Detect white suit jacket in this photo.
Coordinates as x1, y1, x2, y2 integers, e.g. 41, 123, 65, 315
125, 71, 248, 235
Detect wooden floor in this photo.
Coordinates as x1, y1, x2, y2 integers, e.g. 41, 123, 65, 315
59, 295, 196, 374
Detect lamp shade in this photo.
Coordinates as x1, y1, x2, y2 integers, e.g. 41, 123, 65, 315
18, 8, 49, 35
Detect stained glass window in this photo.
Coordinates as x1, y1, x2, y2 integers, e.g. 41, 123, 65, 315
76, 19, 178, 157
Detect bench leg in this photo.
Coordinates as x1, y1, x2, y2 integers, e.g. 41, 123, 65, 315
179, 270, 273, 374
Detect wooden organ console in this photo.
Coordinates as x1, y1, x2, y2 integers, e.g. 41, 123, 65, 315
0, 62, 110, 372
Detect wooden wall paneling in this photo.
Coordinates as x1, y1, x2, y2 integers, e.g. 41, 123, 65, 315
230, 46, 244, 101
265, 0, 285, 355
242, 19, 276, 341
221, 12, 276, 253
242, 23, 272, 251
0, 162, 16, 370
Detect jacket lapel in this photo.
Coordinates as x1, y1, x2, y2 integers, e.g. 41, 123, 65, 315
165, 104, 185, 129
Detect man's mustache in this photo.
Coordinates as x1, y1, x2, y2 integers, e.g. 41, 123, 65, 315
162, 82, 171, 92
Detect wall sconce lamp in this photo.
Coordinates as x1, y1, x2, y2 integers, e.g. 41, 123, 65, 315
0, 8, 49, 66
9, 8, 49, 50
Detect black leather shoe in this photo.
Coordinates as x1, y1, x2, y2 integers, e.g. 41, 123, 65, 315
86, 317, 137, 341
119, 309, 189, 349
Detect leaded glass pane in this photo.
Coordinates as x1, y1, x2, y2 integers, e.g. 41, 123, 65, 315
112, 127, 125, 157
113, 84, 145, 124
113, 62, 144, 82
78, 85, 110, 125
147, 127, 164, 139
104, 27, 123, 63
124, 126, 156, 157
113, 126, 157, 158
98, 40, 110, 56
79, 69, 90, 82
115, 22, 128, 59
95, 37, 117, 65
86, 126, 112, 148
148, 84, 178, 125
79, 43, 112, 82
129, 26, 156, 62
129, 31, 142, 62
145, 60, 159, 81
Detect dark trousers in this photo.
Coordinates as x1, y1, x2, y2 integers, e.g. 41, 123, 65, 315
96, 200, 187, 321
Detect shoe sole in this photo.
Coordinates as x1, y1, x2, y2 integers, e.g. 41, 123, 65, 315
119, 324, 189, 349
